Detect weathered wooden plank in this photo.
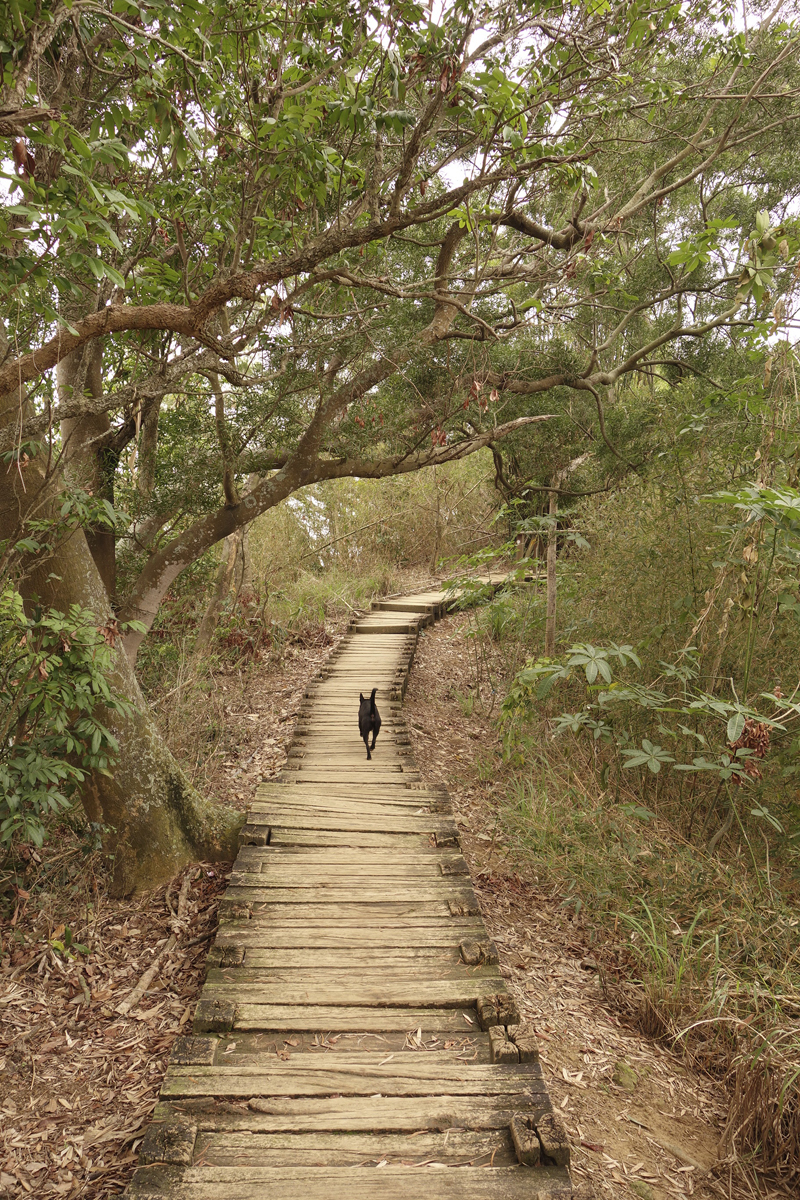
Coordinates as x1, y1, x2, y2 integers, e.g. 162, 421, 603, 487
245, 809, 437, 826
161, 1058, 546, 1098
248, 815, 456, 834
231, 1005, 484, 1032
201, 977, 509, 1007
280, 777, 423, 788
202, 1030, 489, 1058
286, 758, 405, 769
205, 964, 502, 986
224, 902, 463, 921
255, 789, 444, 803
235, 848, 449, 862
214, 927, 483, 948
257, 780, 431, 792
221, 886, 474, 904
229, 868, 470, 890
234, 857, 453, 874
244, 798, 438, 816
256, 787, 441, 806
127, 1163, 572, 1199
266, 830, 435, 848
192, 1128, 514, 1165
210, 949, 469, 969
210, 948, 485, 977
155, 1092, 550, 1133
230, 864, 453, 881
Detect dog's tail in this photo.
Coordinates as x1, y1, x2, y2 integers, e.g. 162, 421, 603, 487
369, 687, 377, 711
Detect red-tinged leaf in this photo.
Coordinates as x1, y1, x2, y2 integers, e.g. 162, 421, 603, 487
581, 1141, 604, 1153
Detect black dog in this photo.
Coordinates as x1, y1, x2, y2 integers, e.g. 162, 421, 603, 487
358, 688, 381, 760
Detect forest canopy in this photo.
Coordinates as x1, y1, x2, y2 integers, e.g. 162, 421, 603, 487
2, 0, 800, 889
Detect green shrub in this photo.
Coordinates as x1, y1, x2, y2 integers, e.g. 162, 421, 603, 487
0, 589, 131, 847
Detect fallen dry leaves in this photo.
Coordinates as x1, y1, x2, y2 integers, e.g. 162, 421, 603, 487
0, 861, 225, 1199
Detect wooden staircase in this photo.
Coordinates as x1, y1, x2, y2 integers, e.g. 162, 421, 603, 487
126, 582, 578, 1199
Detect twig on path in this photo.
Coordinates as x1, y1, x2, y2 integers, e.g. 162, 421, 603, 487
183, 928, 216, 950
115, 869, 198, 1016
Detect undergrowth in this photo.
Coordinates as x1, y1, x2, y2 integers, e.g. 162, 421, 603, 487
492, 724, 800, 1186
448, 483, 800, 1187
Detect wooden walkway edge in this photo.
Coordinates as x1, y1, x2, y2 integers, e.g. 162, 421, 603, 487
126, 580, 580, 1199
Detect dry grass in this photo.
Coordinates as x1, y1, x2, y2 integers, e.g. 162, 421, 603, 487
404, 608, 798, 1199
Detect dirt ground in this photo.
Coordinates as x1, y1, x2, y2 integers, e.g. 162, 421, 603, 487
403, 610, 790, 1200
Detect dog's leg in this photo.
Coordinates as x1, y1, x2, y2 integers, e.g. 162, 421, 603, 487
364, 734, 371, 761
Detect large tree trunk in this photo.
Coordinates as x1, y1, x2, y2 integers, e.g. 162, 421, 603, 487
59, 343, 117, 599
22, 526, 243, 894
0, 340, 243, 895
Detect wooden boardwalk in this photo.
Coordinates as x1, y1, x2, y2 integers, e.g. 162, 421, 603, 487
127, 583, 577, 1199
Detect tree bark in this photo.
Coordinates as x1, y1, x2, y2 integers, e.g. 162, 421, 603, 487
0, 339, 243, 895
60, 342, 117, 599
137, 399, 160, 501
544, 454, 590, 656
544, 482, 558, 657
21, 528, 243, 894
191, 531, 243, 664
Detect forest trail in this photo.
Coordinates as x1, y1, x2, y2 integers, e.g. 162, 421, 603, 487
125, 579, 579, 1199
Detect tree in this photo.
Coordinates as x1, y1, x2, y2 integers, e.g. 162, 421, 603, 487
2, 0, 799, 889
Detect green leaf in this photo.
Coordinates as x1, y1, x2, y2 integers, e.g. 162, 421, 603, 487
726, 712, 745, 744
620, 803, 656, 823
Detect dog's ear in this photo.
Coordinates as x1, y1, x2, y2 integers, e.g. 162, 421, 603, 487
359, 693, 364, 702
